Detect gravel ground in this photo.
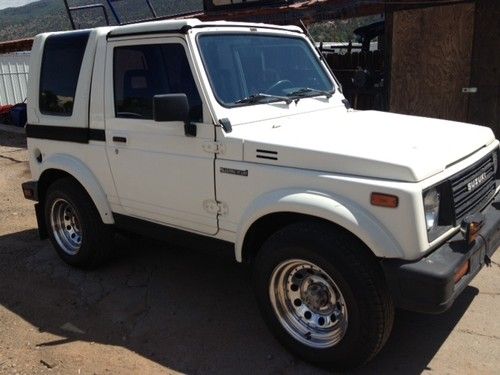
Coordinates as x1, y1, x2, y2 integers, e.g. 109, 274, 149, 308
0, 128, 499, 374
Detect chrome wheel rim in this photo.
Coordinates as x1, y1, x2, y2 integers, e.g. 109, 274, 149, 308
269, 259, 348, 349
50, 198, 82, 255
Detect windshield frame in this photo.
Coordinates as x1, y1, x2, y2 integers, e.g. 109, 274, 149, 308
195, 31, 336, 109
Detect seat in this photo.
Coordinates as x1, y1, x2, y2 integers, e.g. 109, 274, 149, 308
121, 69, 153, 118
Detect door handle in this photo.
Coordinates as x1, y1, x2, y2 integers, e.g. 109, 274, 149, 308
112, 136, 127, 143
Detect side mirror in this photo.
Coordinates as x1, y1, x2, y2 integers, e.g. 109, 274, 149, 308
153, 94, 196, 137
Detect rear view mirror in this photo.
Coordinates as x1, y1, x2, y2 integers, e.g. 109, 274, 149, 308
153, 94, 196, 137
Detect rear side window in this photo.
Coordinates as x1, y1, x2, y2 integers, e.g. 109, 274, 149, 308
113, 43, 202, 122
39, 31, 90, 116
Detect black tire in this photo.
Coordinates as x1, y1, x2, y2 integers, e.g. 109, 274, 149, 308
44, 177, 114, 268
253, 221, 394, 370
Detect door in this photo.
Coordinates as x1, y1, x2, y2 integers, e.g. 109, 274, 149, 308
104, 37, 218, 235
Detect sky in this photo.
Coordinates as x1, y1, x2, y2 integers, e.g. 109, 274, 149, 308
0, 0, 39, 11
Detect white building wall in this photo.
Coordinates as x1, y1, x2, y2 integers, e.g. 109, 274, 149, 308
0, 51, 30, 105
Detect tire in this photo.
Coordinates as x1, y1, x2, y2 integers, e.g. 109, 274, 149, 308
44, 177, 114, 268
253, 221, 394, 370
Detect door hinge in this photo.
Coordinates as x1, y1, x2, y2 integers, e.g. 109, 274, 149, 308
203, 199, 228, 216
203, 141, 225, 154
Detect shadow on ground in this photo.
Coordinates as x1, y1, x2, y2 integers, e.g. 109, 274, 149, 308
0, 229, 478, 374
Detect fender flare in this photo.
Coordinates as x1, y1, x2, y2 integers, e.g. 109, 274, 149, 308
39, 153, 114, 224
235, 189, 404, 262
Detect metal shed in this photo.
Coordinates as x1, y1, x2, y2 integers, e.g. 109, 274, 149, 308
0, 51, 30, 106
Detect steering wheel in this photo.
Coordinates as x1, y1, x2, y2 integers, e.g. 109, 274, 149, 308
266, 79, 293, 94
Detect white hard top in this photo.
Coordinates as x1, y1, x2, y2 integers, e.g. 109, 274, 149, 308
107, 18, 303, 37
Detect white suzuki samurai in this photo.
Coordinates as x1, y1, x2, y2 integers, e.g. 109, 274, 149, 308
22, 19, 499, 369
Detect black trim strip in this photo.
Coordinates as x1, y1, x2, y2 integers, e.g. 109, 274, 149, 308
107, 25, 191, 39
113, 213, 233, 252
26, 124, 106, 143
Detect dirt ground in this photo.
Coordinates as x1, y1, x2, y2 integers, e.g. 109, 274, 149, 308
0, 127, 499, 375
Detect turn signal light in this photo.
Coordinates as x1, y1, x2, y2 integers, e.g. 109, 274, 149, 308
370, 193, 399, 208
454, 260, 470, 284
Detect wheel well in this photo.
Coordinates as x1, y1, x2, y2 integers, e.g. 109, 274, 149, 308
38, 169, 83, 206
241, 212, 374, 264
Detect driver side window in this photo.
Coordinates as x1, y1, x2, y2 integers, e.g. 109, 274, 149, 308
113, 43, 202, 122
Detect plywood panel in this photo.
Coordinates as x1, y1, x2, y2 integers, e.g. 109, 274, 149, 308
389, 3, 475, 122
467, 0, 500, 136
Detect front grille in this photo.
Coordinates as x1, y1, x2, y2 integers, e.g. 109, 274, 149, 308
450, 153, 496, 224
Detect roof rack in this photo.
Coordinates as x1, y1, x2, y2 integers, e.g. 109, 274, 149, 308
62, 0, 158, 29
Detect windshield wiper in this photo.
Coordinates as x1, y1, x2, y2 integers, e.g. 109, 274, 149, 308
235, 93, 293, 105
287, 87, 334, 100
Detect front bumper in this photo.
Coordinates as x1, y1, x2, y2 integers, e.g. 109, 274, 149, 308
381, 191, 500, 314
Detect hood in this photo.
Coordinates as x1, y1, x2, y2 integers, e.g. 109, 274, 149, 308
227, 109, 495, 182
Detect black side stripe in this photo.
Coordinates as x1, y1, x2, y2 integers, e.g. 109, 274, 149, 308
25, 124, 106, 143
89, 128, 106, 141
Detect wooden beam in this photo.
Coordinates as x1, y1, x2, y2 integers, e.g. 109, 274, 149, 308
191, 0, 385, 25
0, 39, 33, 55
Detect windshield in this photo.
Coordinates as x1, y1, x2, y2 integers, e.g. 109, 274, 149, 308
197, 34, 335, 106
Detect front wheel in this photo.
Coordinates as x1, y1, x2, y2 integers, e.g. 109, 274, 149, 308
253, 222, 394, 370
270, 258, 349, 349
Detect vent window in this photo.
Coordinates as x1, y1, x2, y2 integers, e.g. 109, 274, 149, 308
39, 31, 90, 116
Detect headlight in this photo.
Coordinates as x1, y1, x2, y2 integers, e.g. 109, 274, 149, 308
423, 188, 440, 231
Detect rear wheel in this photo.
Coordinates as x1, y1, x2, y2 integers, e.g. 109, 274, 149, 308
44, 178, 113, 268
253, 221, 394, 370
